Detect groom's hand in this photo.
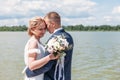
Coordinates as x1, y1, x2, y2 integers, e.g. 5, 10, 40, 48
48, 53, 60, 60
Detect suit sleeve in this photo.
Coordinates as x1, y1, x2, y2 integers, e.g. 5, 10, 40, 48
25, 51, 56, 77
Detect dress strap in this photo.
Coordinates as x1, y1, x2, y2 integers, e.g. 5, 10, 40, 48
27, 49, 41, 54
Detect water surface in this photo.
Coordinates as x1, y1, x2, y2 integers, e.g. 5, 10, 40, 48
0, 32, 120, 80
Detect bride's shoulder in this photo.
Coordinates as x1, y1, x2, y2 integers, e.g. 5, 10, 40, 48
28, 38, 38, 49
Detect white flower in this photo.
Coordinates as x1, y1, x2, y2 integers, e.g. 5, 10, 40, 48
45, 34, 71, 56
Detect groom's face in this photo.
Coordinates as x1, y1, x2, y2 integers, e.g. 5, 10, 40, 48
44, 17, 54, 34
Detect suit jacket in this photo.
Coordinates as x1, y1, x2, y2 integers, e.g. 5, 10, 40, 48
25, 28, 74, 80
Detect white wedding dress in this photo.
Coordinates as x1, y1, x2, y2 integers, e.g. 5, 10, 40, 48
23, 38, 45, 80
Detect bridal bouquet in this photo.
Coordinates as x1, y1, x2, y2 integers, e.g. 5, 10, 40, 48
46, 34, 71, 56
45, 34, 73, 80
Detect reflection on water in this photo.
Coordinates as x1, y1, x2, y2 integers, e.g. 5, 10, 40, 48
0, 32, 120, 80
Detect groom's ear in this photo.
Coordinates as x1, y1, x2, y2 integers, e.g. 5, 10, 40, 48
50, 22, 56, 28
31, 27, 36, 30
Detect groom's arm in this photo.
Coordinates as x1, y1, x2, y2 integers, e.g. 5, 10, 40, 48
25, 51, 56, 77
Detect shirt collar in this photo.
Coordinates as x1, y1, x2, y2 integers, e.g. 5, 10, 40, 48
53, 27, 63, 34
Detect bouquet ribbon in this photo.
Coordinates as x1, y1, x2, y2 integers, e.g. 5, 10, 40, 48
54, 54, 65, 80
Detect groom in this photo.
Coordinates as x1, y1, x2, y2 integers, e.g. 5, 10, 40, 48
26, 11, 74, 80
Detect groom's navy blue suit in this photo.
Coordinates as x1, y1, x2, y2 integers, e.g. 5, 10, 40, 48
25, 28, 74, 80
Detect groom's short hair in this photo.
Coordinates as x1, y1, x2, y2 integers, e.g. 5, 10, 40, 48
45, 11, 61, 25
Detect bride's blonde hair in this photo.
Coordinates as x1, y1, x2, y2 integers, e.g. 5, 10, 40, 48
27, 16, 45, 36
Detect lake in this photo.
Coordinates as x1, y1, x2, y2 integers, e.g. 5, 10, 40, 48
0, 31, 120, 80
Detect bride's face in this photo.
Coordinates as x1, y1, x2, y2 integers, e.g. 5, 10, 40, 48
32, 22, 46, 38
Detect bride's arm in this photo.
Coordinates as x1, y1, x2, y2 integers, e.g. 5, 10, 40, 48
28, 40, 58, 71
26, 50, 57, 77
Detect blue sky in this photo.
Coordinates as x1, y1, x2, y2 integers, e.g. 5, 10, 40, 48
0, 0, 120, 26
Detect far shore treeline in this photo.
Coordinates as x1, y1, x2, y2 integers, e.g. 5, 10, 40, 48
0, 24, 120, 31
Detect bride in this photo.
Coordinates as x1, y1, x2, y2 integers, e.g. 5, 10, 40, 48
22, 16, 59, 80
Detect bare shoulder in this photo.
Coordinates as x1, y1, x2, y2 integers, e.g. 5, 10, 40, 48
28, 39, 38, 49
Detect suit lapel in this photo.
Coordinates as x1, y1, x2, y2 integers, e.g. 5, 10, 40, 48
47, 29, 65, 42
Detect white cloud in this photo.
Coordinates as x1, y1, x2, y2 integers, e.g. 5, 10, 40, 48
103, 16, 113, 22
58, 0, 96, 18
0, 0, 19, 14
62, 16, 96, 26
0, 18, 29, 26
112, 6, 120, 14
0, 0, 97, 26
0, 0, 119, 26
